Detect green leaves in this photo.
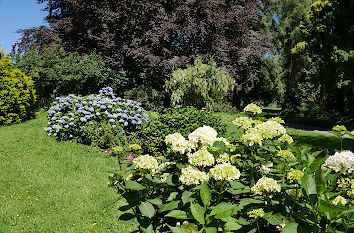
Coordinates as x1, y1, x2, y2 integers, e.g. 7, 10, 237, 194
139, 202, 155, 218
200, 182, 211, 207
159, 201, 180, 212
166, 210, 192, 219
281, 222, 298, 233
125, 180, 146, 190
190, 202, 205, 225
169, 226, 190, 233
209, 202, 237, 219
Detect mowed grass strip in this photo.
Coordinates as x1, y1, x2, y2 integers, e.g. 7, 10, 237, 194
0, 113, 130, 233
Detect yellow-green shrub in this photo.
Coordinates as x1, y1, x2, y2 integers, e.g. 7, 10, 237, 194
0, 49, 37, 125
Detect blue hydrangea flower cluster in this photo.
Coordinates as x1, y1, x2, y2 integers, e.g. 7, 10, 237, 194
45, 87, 149, 140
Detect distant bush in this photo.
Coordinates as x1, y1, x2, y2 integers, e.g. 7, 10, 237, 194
165, 58, 235, 109
0, 49, 37, 125
45, 87, 149, 148
15, 43, 127, 107
124, 85, 164, 111
135, 107, 227, 155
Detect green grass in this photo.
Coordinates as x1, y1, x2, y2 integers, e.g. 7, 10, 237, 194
217, 112, 354, 153
1, 111, 353, 232
0, 113, 130, 233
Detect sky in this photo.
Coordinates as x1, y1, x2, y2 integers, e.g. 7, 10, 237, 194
0, 0, 48, 53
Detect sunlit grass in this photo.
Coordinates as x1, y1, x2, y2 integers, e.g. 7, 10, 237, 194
0, 113, 130, 233
217, 112, 354, 153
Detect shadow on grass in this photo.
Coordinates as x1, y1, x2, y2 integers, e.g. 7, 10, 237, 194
290, 132, 354, 154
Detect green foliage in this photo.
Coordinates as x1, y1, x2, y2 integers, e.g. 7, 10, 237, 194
0, 48, 37, 125
108, 104, 353, 232
15, 43, 127, 107
165, 58, 235, 109
124, 84, 164, 111
134, 107, 227, 156
82, 121, 126, 149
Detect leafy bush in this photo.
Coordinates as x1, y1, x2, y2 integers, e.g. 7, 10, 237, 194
45, 87, 149, 147
15, 43, 127, 107
165, 58, 235, 109
124, 85, 164, 111
134, 107, 226, 155
108, 104, 353, 233
0, 48, 37, 125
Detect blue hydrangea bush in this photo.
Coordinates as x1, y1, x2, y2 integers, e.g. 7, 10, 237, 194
45, 87, 149, 143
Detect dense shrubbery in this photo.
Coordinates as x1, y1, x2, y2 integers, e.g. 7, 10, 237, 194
45, 87, 149, 147
133, 107, 226, 156
108, 104, 353, 233
0, 49, 37, 125
165, 58, 235, 110
15, 43, 127, 107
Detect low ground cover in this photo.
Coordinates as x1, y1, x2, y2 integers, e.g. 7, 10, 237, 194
0, 113, 130, 233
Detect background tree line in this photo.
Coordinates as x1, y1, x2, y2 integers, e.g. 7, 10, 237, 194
12, 0, 354, 121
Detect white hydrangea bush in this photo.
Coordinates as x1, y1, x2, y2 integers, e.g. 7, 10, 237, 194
108, 103, 353, 233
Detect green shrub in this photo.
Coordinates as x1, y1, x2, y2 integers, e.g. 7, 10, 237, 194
165, 58, 235, 109
0, 49, 37, 125
15, 43, 127, 107
124, 85, 164, 111
82, 121, 126, 148
133, 107, 227, 155
108, 104, 353, 233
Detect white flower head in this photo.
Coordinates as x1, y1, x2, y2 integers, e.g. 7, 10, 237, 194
332, 195, 347, 205
188, 147, 215, 167
133, 155, 159, 173
323, 151, 354, 175
179, 166, 209, 185
243, 103, 262, 115
251, 177, 281, 195
188, 126, 218, 145
209, 163, 240, 181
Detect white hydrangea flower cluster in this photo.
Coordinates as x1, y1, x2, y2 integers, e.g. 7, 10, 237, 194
241, 120, 286, 146
133, 155, 159, 173
253, 120, 286, 140
278, 134, 294, 144
259, 162, 273, 174
323, 151, 354, 175
287, 170, 304, 183
209, 163, 240, 181
241, 131, 263, 146
179, 166, 209, 185
332, 195, 347, 205
269, 117, 285, 124
232, 117, 254, 130
188, 126, 218, 145
243, 103, 262, 115
251, 177, 281, 195
165, 133, 196, 154
247, 208, 265, 219
188, 147, 215, 167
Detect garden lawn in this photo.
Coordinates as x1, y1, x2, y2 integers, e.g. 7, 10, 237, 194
217, 112, 354, 153
0, 113, 130, 233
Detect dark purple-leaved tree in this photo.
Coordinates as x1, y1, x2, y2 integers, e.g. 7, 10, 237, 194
15, 0, 271, 106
